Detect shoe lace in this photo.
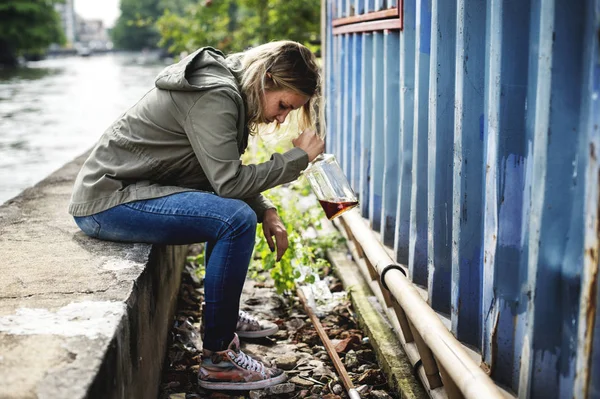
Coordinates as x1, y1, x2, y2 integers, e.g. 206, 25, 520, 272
239, 310, 259, 326
233, 349, 266, 374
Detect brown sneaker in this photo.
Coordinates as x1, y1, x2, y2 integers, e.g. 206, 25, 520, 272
198, 333, 287, 391
236, 310, 278, 338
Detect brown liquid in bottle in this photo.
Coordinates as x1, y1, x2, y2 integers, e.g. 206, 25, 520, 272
318, 199, 359, 220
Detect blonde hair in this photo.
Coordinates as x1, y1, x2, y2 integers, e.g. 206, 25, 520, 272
228, 41, 323, 136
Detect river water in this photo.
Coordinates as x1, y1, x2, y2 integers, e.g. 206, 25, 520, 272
0, 53, 169, 205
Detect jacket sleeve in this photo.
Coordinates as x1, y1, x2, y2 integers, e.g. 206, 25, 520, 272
183, 89, 309, 199
243, 194, 276, 223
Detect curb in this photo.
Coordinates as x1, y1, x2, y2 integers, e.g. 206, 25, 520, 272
327, 249, 428, 399
0, 154, 187, 399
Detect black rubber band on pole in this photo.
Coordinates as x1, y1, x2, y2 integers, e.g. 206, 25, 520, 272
412, 359, 423, 380
380, 264, 407, 291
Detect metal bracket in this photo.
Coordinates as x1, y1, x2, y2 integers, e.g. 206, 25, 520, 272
380, 264, 407, 291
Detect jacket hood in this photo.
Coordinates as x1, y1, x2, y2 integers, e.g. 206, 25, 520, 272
154, 47, 241, 92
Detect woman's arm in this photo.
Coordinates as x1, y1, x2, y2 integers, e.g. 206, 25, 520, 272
183, 88, 309, 198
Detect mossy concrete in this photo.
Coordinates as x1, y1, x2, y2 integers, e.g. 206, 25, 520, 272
0, 153, 188, 399
328, 250, 428, 399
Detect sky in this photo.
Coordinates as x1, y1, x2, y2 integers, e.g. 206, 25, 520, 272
74, 0, 121, 28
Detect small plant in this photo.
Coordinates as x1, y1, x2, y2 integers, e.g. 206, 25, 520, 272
244, 130, 344, 294
187, 248, 206, 281
249, 179, 344, 294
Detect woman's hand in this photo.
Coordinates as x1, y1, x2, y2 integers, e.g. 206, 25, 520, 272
262, 208, 288, 262
292, 129, 325, 162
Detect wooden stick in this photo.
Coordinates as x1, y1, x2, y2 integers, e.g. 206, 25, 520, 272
297, 288, 361, 399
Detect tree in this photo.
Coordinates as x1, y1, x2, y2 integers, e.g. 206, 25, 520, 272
111, 0, 163, 50
157, 0, 238, 55
155, 0, 320, 56
238, 0, 320, 47
0, 0, 65, 67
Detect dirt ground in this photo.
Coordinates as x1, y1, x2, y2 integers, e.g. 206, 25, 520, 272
158, 244, 399, 399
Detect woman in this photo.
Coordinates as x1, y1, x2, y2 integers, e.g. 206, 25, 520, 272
69, 41, 324, 391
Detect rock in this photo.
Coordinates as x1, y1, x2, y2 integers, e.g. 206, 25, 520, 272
276, 354, 300, 370
298, 345, 313, 353
273, 330, 288, 340
344, 350, 359, 369
312, 345, 325, 354
369, 390, 393, 399
334, 335, 361, 353
266, 382, 296, 395
169, 394, 186, 399
332, 384, 343, 394
322, 395, 342, 399
312, 363, 336, 380
286, 318, 306, 330
298, 389, 310, 398
320, 354, 329, 361
290, 376, 315, 387
310, 385, 323, 395
249, 391, 268, 399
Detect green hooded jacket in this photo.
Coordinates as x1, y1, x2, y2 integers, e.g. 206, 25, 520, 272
68, 47, 309, 221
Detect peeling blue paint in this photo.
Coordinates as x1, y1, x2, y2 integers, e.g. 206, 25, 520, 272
325, 0, 599, 396
418, 0, 431, 54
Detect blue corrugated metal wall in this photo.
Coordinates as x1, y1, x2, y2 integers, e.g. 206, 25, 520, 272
324, 0, 600, 397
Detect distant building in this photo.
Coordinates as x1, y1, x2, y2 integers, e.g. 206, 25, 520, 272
76, 18, 112, 51
54, 0, 76, 46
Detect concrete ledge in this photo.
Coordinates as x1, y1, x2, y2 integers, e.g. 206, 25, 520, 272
0, 154, 188, 399
328, 250, 428, 399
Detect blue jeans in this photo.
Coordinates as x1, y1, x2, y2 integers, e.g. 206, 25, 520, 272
74, 192, 257, 351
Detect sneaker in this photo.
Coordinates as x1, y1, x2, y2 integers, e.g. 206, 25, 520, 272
236, 310, 278, 338
198, 333, 287, 390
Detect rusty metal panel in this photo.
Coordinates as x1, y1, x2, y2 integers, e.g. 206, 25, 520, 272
342, 34, 352, 174
359, 33, 374, 217
482, 0, 534, 393
323, 0, 600, 396
426, 0, 455, 315
381, 30, 400, 247
574, 1, 600, 398
451, 0, 485, 349
369, 32, 385, 231
351, 33, 362, 192
326, 0, 335, 154
408, 0, 430, 287
393, 0, 416, 265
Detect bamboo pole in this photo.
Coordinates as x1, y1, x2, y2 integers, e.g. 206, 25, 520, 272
341, 210, 504, 399
297, 288, 361, 399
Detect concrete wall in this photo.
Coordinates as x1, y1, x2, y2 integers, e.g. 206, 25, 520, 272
0, 154, 188, 399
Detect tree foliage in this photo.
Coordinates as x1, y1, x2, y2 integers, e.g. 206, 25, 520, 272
0, 0, 65, 66
156, 0, 320, 55
111, 0, 162, 50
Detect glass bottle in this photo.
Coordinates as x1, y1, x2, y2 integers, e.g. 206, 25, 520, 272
303, 153, 359, 220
